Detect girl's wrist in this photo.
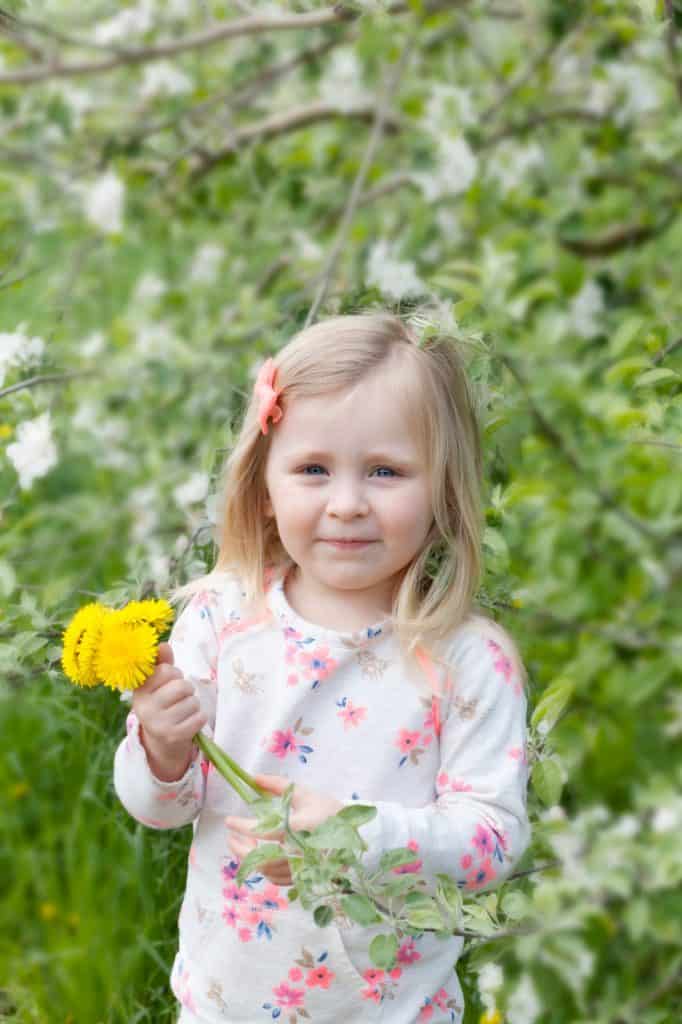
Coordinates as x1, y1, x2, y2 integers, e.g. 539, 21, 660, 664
140, 727, 194, 782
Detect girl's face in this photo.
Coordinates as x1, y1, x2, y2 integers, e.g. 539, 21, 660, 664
263, 370, 434, 623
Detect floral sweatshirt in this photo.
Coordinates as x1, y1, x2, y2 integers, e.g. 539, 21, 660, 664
113, 566, 531, 1024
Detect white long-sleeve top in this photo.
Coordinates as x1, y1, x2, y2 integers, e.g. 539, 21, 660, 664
114, 565, 531, 1024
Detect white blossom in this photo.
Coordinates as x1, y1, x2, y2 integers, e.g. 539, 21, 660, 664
476, 962, 504, 1011
568, 280, 604, 338
129, 485, 160, 544
606, 62, 661, 120
173, 472, 210, 509
0, 328, 45, 387
134, 273, 167, 303
83, 171, 125, 234
292, 229, 323, 263
190, 242, 225, 284
651, 802, 681, 833
366, 240, 425, 301
507, 973, 542, 1024
5, 412, 58, 490
135, 322, 176, 357
94, 2, 154, 44
411, 136, 478, 201
140, 62, 193, 100
610, 813, 639, 839
481, 238, 517, 297
319, 49, 370, 111
80, 331, 106, 358
488, 141, 544, 193
421, 84, 476, 133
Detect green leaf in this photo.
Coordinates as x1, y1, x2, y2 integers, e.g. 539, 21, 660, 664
531, 676, 574, 735
369, 933, 398, 969
500, 890, 531, 921
306, 819, 360, 851
313, 904, 333, 927
235, 843, 285, 884
531, 757, 564, 806
436, 874, 463, 920
405, 903, 445, 931
335, 804, 377, 827
341, 894, 381, 926
633, 368, 680, 388
378, 847, 419, 873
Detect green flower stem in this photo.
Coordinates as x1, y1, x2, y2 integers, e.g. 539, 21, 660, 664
194, 733, 270, 805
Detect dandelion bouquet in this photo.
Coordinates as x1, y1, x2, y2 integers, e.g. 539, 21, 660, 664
60, 598, 267, 804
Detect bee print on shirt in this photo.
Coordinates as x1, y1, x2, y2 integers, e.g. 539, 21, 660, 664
231, 658, 264, 695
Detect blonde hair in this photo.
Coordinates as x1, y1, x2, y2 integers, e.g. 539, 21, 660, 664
171, 310, 526, 694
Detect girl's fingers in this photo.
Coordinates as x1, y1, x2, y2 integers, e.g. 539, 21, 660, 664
251, 773, 292, 796
225, 816, 284, 842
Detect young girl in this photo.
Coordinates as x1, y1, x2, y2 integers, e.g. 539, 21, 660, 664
114, 311, 531, 1024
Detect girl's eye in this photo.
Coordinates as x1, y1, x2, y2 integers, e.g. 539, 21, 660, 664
299, 465, 398, 477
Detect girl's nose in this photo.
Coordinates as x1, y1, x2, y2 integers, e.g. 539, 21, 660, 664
327, 480, 369, 517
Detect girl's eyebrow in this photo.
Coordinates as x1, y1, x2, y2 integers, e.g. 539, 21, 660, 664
287, 449, 415, 462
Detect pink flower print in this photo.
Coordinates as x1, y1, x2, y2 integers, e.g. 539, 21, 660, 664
397, 938, 421, 964
272, 983, 305, 1009
433, 987, 449, 1010
363, 969, 385, 985
336, 698, 368, 730
487, 638, 522, 695
223, 881, 249, 904
222, 905, 240, 928
268, 728, 298, 759
418, 1005, 434, 1022
361, 985, 382, 1004
305, 965, 335, 989
392, 839, 423, 874
389, 968, 402, 980
396, 729, 421, 754
464, 855, 497, 890
238, 927, 253, 942
460, 853, 473, 870
222, 859, 240, 880
288, 967, 303, 982
472, 823, 496, 859
299, 644, 339, 687
256, 883, 288, 913
451, 778, 473, 792
424, 697, 441, 738
509, 745, 528, 764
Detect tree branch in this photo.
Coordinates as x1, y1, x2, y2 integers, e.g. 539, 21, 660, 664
478, 106, 611, 148
499, 353, 665, 544
0, 371, 96, 401
189, 101, 403, 181
663, 0, 682, 107
304, 22, 422, 327
0, 7, 359, 85
558, 209, 679, 257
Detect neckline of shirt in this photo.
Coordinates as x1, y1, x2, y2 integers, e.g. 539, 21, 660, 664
266, 564, 393, 649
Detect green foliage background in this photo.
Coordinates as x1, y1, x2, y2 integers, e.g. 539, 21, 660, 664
1, 1, 681, 1022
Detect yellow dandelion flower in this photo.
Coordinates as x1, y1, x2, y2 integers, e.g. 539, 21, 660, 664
61, 603, 108, 686
40, 902, 58, 922
480, 1011, 503, 1024
0, 424, 13, 440
95, 619, 158, 691
110, 598, 174, 635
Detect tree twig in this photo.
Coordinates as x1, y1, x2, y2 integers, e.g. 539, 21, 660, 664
304, 23, 422, 327
0, 371, 97, 401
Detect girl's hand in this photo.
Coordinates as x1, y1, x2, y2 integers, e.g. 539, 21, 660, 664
226, 773, 343, 887
132, 642, 207, 782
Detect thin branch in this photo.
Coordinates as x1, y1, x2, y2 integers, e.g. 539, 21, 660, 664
0, 371, 96, 401
663, 0, 682, 107
189, 101, 403, 181
479, 30, 569, 122
478, 106, 611, 148
0, 0, 457, 86
0, 7, 358, 85
304, 23, 422, 328
499, 353, 664, 544
558, 209, 679, 257
652, 335, 682, 365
